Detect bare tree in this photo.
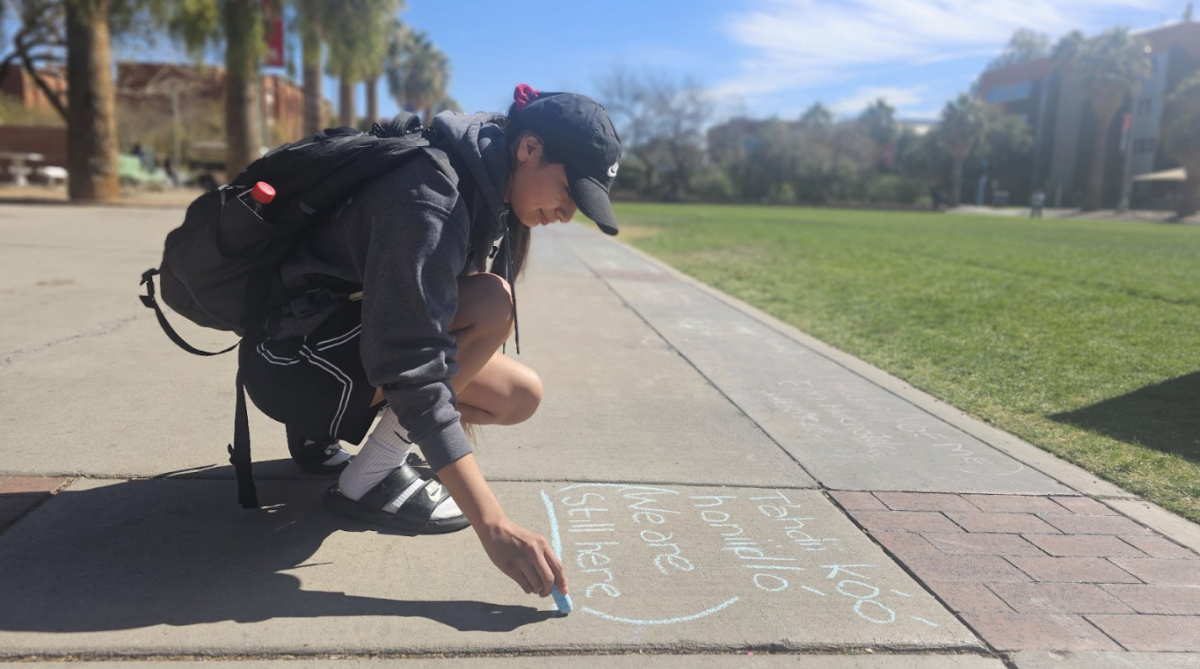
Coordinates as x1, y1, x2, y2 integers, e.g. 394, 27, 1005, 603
1, 0, 68, 120
596, 68, 712, 198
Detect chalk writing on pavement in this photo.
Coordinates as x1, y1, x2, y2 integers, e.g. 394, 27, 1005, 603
541, 484, 937, 628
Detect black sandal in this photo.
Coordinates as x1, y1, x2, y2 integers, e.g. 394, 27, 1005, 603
286, 426, 352, 475
323, 462, 468, 535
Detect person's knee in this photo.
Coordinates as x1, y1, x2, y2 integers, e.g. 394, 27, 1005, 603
501, 366, 543, 425
460, 273, 514, 336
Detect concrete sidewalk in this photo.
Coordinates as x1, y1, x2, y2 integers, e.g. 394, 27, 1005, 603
0, 204, 1196, 667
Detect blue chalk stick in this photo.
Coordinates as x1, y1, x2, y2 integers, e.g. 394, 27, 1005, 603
551, 584, 572, 615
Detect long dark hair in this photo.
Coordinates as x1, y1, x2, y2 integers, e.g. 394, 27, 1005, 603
495, 95, 571, 282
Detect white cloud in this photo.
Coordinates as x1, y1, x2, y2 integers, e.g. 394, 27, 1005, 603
714, 0, 1177, 102
831, 85, 926, 115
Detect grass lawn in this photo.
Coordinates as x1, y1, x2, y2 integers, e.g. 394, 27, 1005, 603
613, 203, 1200, 522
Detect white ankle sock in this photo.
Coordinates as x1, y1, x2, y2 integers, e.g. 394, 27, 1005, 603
338, 411, 412, 501
336, 412, 463, 521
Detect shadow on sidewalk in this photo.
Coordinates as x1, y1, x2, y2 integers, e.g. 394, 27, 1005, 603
0, 473, 553, 634
1050, 371, 1200, 464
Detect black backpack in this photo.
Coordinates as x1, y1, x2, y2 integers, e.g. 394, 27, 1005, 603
139, 112, 452, 508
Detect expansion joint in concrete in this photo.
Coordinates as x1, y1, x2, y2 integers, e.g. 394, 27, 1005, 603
0, 314, 144, 375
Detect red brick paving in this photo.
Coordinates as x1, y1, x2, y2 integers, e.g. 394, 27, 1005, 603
1024, 534, 1148, 558
926, 582, 1014, 613
1100, 584, 1200, 614
1049, 496, 1119, 515
960, 613, 1122, 652
945, 511, 1062, 534
874, 491, 977, 512
1087, 614, 1200, 652
871, 530, 939, 555
961, 494, 1067, 515
903, 554, 1032, 583
1109, 557, 1200, 585
837, 491, 1200, 653
827, 491, 888, 511
1007, 556, 1143, 583
986, 582, 1132, 614
0, 476, 70, 532
850, 509, 964, 533
1117, 534, 1200, 559
1038, 513, 1153, 536
922, 532, 1043, 556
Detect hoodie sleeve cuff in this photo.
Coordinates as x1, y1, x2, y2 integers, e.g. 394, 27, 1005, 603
418, 421, 474, 472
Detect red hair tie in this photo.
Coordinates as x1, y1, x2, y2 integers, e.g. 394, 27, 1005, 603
513, 83, 540, 111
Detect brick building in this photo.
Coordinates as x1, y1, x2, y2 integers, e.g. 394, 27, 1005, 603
0, 65, 67, 119
116, 62, 326, 157
0, 62, 327, 175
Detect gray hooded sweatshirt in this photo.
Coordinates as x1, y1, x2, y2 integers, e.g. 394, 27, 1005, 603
269, 112, 512, 472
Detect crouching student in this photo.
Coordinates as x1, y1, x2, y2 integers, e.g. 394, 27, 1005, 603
238, 85, 622, 599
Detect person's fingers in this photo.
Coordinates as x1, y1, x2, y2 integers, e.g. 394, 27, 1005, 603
533, 551, 556, 598
548, 550, 569, 595
506, 565, 534, 594
519, 562, 545, 597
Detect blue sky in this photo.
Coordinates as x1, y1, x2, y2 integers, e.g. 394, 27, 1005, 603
117, 0, 1189, 124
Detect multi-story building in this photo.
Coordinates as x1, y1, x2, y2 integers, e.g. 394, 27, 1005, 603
978, 19, 1200, 208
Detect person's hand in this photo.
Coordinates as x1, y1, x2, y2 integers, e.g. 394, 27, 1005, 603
477, 519, 569, 597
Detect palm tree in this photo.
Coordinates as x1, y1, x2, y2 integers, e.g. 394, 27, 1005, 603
295, 0, 322, 135
64, 0, 119, 201
359, 0, 403, 127
936, 93, 989, 207
322, 7, 360, 127
158, 0, 258, 175
321, 0, 399, 129
1161, 71, 1200, 218
222, 0, 261, 173
385, 28, 448, 125
1054, 27, 1151, 211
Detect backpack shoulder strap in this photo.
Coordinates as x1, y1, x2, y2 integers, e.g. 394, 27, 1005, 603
140, 269, 238, 356
373, 112, 423, 138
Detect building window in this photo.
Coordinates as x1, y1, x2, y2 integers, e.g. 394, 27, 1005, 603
1136, 98, 1153, 114
1133, 138, 1156, 154
984, 80, 1032, 104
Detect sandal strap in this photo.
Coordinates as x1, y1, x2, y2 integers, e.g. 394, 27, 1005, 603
359, 462, 450, 518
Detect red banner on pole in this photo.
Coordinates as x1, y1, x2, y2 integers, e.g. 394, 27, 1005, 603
1119, 112, 1132, 154
263, 0, 284, 68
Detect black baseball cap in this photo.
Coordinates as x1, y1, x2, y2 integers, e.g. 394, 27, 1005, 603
509, 88, 622, 235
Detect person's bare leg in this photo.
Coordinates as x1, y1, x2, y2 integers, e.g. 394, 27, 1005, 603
369, 272, 518, 409
457, 352, 542, 425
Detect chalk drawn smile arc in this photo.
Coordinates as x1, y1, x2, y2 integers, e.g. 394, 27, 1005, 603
540, 489, 741, 626
580, 597, 740, 626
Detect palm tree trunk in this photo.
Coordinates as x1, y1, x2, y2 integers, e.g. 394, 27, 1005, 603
338, 77, 354, 128
65, 0, 118, 202
300, 0, 322, 135
224, 0, 260, 177
950, 154, 964, 207
1084, 113, 1113, 211
365, 77, 378, 129
303, 60, 321, 135
1178, 165, 1199, 219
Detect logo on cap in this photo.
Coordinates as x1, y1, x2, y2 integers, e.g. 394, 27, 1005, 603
607, 162, 619, 178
